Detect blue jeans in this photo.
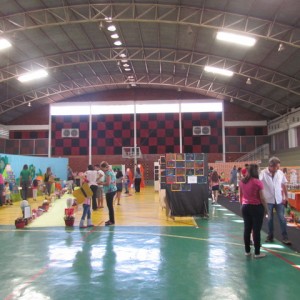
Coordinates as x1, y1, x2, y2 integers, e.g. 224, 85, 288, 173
267, 203, 288, 239
81, 204, 91, 221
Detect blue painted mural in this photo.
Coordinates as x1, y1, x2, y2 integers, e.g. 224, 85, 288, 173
0, 153, 68, 183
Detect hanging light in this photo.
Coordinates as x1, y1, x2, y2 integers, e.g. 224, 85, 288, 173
246, 77, 252, 85
28, 102, 31, 107
278, 43, 285, 52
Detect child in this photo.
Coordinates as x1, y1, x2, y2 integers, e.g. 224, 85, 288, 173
4, 182, 12, 205
32, 179, 38, 201
79, 197, 94, 228
20, 199, 29, 218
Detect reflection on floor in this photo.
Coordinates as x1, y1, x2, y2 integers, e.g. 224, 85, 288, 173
0, 187, 300, 299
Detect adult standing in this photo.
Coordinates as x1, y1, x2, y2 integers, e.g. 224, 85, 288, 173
210, 170, 220, 205
134, 166, 142, 193
44, 167, 53, 196
124, 169, 130, 194
239, 164, 268, 258
85, 165, 99, 211
94, 164, 105, 209
230, 165, 238, 191
20, 164, 32, 200
115, 169, 124, 205
67, 165, 74, 181
0, 173, 4, 206
259, 156, 291, 245
99, 161, 117, 226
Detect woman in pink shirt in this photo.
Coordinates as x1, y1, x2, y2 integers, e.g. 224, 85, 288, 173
239, 164, 268, 258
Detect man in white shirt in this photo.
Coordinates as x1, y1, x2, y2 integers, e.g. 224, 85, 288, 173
94, 164, 105, 209
259, 157, 291, 245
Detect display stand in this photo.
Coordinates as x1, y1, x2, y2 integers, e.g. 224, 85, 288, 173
163, 153, 208, 217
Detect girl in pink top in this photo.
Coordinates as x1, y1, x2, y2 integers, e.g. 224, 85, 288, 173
239, 164, 268, 258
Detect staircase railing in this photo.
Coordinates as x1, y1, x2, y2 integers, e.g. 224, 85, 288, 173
235, 144, 270, 162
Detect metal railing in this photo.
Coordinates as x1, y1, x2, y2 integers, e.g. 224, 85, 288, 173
235, 143, 270, 162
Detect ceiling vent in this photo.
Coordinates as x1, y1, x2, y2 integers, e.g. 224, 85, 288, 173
193, 126, 211, 136
62, 128, 79, 138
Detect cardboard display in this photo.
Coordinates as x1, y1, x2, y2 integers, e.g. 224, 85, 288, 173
72, 183, 93, 204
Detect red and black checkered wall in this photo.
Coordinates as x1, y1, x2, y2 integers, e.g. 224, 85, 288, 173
51, 112, 224, 156
5, 113, 268, 157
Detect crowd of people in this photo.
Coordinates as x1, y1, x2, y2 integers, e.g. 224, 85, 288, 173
71, 164, 142, 228
209, 156, 292, 259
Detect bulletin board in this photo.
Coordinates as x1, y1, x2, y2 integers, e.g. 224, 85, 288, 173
163, 153, 208, 217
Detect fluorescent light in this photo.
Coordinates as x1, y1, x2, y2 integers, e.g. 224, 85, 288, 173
181, 102, 222, 112
136, 103, 179, 114
51, 105, 91, 115
204, 66, 233, 77
0, 38, 12, 50
17, 70, 48, 83
114, 40, 122, 46
107, 25, 116, 31
216, 31, 256, 47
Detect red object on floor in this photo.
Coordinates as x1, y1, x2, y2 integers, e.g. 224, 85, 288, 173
65, 208, 74, 216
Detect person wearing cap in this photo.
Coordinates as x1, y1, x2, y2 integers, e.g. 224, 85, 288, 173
259, 156, 291, 245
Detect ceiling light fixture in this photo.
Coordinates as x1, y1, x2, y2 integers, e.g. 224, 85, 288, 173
107, 25, 116, 31
204, 66, 234, 77
123, 63, 130, 67
119, 53, 126, 58
0, 38, 12, 50
278, 43, 285, 52
17, 69, 48, 83
216, 31, 256, 47
246, 77, 252, 85
111, 33, 119, 39
105, 17, 112, 23
114, 40, 122, 46
230, 97, 234, 103
124, 68, 131, 71
28, 102, 31, 107
121, 59, 128, 63
99, 21, 104, 30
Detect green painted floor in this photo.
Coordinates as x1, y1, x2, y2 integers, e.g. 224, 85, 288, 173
1, 203, 300, 300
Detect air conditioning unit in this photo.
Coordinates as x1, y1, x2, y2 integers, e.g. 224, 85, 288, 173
193, 126, 211, 135
62, 128, 79, 138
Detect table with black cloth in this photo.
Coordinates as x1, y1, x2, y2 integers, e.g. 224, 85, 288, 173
165, 184, 209, 217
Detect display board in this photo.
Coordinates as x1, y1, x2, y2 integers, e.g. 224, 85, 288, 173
163, 153, 208, 217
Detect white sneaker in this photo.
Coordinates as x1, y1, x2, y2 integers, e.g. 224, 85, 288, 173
254, 253, 266, 259
245, 252, 251, 256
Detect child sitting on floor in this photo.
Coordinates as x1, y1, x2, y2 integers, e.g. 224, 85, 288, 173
4, 182, 12, 205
